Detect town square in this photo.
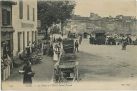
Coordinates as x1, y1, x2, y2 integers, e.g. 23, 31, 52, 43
1, 0, 137, 90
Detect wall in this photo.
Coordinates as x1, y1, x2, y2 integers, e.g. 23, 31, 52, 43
12, 0, 37, 56
66, 17, 137, 35
0, 2, 2, 56
0, 2, 2, 27
65, 20, 87, 34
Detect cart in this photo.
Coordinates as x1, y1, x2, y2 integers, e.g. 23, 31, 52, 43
62, 38, 75, 53
92, 30, 106, 45
54, 53, 79, 82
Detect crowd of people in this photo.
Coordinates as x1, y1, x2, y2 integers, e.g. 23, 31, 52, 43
89, 34, 137, 50
19, 36, 64, 84
89, 34, 137, 45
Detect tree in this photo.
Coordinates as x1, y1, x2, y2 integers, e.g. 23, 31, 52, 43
38, 1, 75, 38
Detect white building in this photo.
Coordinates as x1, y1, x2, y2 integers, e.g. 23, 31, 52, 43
12, 0, 37, 56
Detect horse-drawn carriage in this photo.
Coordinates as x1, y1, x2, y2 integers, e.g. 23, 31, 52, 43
54, 53, 78, 82
91, 30, 106, 45
53, 38, 79, 82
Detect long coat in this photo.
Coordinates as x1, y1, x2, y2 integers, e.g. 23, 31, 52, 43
23, 65, 33, 84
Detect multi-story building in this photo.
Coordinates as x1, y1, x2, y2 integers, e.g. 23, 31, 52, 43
0, 1, 17, 58
64, 15, 88, 33
12, 0, 37, 56
65, 13, 137, 35
1, 0, 37, 80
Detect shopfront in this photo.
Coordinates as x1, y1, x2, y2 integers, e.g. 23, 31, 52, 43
1, 28, 14, 58
1, 1, 16, 80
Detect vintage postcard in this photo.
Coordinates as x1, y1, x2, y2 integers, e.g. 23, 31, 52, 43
1, 0, 137, 91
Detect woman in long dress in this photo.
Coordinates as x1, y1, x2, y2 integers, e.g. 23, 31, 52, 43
53, 45, 59, 61
23, 61, 34, 84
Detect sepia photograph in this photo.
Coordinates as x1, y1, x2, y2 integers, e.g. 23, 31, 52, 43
1, 0, 137, 90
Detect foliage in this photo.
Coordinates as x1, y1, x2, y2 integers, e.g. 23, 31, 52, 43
38, 0, 76, 31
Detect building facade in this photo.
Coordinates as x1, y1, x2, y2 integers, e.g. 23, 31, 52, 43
12, 0, 37, 56
65, 13, 137, 35
0, 1, 16, 58
64, 15, 88, 34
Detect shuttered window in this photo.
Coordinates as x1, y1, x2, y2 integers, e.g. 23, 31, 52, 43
27, 32, 29, 45
2, 9, 11, 26
27, 5, 29, 20
18, 32, 21, 52
33, 8, 35, 21
19, 0, 23, 19
32, 31, 34, 42
23, 32, 25, 50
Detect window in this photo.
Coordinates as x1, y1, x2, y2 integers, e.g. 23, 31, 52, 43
27, 32, 29, 45
33, 8, 35, 21
2, 9, 11, 26
23, 32, 25, 50
27, 5, 29, 20
19, 0, 23, 19
35, 31, 37, 41
32, 31, 34, 42
18, 32, 21, 52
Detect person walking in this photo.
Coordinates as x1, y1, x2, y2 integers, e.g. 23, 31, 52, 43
53, 37, 56, 42
126, 36, 132, 45
48, 44, 54, 57
28, 41, 32, 53
31, 42, 35, 53
79, 35, 82, 44
75, 40, 79, 52
43, 43, 47, 55
53, 44, 59, 61
122, 40, 127, 50
23, 61, 34, 84
26, 44, 31, 57
105, 37, 109, 45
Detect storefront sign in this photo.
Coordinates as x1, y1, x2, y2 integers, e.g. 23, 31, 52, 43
21, 22, 34, 28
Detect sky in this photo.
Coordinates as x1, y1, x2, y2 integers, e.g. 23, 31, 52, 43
74, 0, 137, 17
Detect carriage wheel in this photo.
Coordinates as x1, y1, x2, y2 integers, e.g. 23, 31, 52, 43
53, 69, 59, 82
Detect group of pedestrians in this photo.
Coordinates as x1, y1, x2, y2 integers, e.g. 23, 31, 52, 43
89, 33, 137, 50
42, 41, 53, 57
20, 41, 42, 84
21, 33, 83, 84
24, 41, 39, 58
52, 36, 63, 61
53, 42, 62, 61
